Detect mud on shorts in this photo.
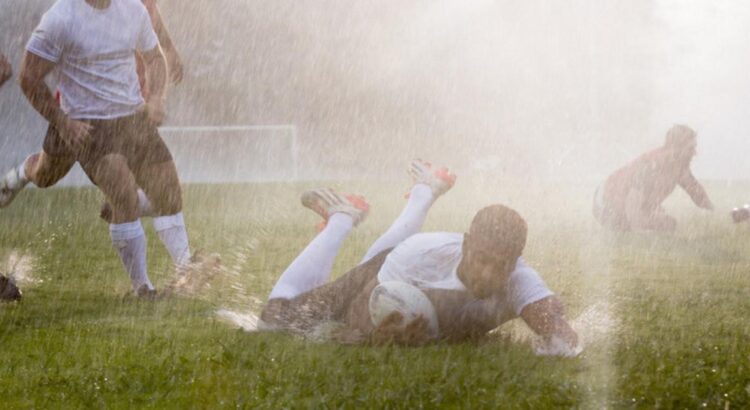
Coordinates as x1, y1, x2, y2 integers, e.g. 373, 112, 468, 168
260, 249, 394, 333
42, 111, 172, 178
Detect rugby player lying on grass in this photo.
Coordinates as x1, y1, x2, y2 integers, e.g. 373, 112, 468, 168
260, 160, 580, 355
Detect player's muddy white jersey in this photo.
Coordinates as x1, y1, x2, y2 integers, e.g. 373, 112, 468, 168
27, 0, 158, 119
377, 232, 553, 318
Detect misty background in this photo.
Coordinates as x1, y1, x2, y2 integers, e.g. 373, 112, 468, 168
1, 0, 749, 184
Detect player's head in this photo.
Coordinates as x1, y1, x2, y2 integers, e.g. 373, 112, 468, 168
664, 124, 697, 160
458, 204, 527, 298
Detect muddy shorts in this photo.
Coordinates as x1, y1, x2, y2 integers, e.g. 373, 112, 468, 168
43, 111, 172, 175
260, 249, 393, 332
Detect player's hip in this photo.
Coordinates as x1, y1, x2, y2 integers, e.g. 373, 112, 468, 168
43, 111, 172, 170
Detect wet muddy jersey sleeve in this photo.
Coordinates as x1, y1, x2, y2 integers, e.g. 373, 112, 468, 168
26, 7, 68, 63
507, 258, 553, 316
377, 232, 466, 290
136, 3, 159, 52
678, 168, 710, 206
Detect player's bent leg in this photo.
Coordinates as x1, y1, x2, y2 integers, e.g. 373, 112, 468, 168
100, 188, 153, 223
135, 159, 194, 269
647, 210, 677, 232
268, 189, 369, 300
359, 159, 455, 264
136, 159, 182, 216
84, 154, 154, 294
268, 213, 355, 300
25, 151, 76, 188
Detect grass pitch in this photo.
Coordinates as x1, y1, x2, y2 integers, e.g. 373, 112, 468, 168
0, 179, 749, 408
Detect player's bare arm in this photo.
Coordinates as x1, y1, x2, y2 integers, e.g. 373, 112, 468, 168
0, 53, 12, 87
18, 51, 92, 152
140, 46, 168, 125
143, 0, 183, 84
520, 295, 579, 349
679, 171, 714, 210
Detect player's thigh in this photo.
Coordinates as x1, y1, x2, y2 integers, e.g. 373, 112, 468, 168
134, 159, 182, 215
83, 153, 139, 221
261, 251, 388, 327
30, 151, 76, 188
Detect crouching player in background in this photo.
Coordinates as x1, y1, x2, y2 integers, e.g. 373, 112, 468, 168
593, 124, 713, 232
260, 160, 580, 355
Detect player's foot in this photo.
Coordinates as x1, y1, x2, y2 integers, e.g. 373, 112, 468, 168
0, 165, 29, 208
731, 205, 750, 224
0, 274, 22, 301
408, 159, 456, 198
135, 284, 158, 300
301, 188, 369, 227
165, 250, 222, 296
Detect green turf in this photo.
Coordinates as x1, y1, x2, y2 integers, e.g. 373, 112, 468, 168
1, 179, 749, 408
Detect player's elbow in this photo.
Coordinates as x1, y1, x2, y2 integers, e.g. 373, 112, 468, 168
17, 69, 40, 97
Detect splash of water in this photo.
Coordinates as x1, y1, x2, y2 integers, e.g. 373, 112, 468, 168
4, 249, 40, 286
215, 309, 261, 331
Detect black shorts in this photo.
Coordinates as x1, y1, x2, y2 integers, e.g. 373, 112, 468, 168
43, 111, 172, 173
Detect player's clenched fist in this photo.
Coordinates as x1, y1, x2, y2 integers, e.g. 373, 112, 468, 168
370, 311, 432, 347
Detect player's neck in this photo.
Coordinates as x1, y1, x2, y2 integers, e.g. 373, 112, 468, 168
86, 0, 111, 10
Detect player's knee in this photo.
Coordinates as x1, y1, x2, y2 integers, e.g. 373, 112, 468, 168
151, 187, 182, 215
93, 155, 140, 219
34, 175, 58, 188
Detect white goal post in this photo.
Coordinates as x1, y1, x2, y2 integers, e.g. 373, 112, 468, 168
53, 124, 299, 186
158, 124, 299, 184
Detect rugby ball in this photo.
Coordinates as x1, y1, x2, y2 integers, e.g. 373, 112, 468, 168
368, 281, 439, 339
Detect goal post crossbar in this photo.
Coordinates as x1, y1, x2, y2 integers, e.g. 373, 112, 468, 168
159, 124, 300, 182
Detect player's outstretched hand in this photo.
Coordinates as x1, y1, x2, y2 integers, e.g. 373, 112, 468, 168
370, 311, 432, 347
0, 53, 12, 88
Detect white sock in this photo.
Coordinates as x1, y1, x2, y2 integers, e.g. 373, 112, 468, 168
268, 213, 353, 300
137, 189, 153, 217
360, 184, 434, 263
153, 212, 191, 269
15, 155, 34, 186
110, 220, 153, 292
17, 160, 28, 184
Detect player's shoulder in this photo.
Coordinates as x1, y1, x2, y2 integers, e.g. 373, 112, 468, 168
402, 232, 463, 249
139, 0, 158, 13
44, 0, 74, 19
121, 0, 151, 14
511, 257, 537, 275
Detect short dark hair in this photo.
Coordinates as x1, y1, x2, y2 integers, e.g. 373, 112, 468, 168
468, 204, 527, 257
665, 124, 696, 147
